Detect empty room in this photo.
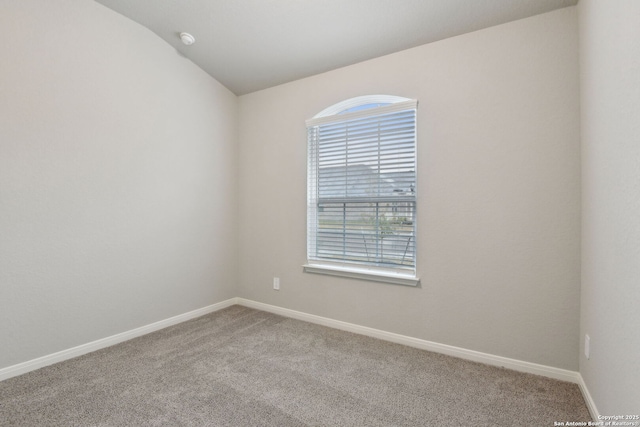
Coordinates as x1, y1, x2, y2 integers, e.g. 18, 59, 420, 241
1, 0, 638, 425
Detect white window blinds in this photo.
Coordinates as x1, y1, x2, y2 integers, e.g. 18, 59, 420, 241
307, 99, 417, 271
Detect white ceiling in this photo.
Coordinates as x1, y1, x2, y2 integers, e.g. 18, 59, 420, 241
94, 0, 577, 95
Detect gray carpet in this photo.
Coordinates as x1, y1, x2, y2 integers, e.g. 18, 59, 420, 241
0, 305, 591, 426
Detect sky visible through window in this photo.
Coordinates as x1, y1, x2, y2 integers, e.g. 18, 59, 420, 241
338, 103, 391, 114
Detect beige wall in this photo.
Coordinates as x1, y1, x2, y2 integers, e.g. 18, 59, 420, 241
0, 0, 238, 369
579, 0, 640, 414
238, 7, 581, 370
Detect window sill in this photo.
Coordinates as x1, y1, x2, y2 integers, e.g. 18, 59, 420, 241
303, 264, 420, 287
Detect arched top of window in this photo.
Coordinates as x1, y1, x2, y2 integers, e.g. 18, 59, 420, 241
313, 95, 413, 118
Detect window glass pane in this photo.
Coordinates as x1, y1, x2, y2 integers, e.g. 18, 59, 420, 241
308, 97, 417, 272
316, 201, 415, 267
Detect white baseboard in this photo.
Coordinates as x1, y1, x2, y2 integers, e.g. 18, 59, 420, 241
576, 373, 600, 421
0, 298, 238, 382
1, 296, 597, 418
236, 298, 581, 384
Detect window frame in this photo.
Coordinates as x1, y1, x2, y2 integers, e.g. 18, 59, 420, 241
304, 95, 420, 286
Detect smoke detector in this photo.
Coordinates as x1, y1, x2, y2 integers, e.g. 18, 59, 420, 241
180, 32, 195, 46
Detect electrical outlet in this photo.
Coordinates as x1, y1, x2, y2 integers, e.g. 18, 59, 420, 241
585, 334, 590, 360
273, 277, 280, 291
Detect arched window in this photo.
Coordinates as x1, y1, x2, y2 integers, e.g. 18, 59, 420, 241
304, 95, 419, 285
